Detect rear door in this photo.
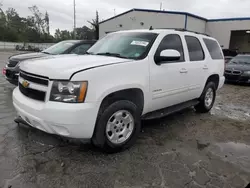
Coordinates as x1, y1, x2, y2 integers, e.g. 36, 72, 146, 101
183, 35, 208, 99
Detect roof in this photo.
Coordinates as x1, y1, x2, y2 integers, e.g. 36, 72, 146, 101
99, 8, 207, 24
99, 8, 250, 24
208, 17, 250, 22
109, 29, 215, 39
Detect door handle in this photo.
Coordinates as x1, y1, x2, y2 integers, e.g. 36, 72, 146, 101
180, 68, 188, 73
203, 65, 208, 70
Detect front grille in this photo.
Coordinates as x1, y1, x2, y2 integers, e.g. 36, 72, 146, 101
225, 75, 241, 81
232, 70, 242, 75
19, 71, 49, 101
19, 82, 46, 101
7, 60, 19, 67
5, 70, 18, 80
225, 69, 242, 75
20, 71, 49, 86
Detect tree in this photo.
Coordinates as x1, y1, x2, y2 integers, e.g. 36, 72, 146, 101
0, 3, 54, 42
88, 11, 99, 40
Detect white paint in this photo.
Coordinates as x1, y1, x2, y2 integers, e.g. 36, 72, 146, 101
13, 29, 225, 140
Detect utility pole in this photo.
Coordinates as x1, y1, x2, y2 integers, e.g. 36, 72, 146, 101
73, 0, 76, 39
160, 2, 162, 10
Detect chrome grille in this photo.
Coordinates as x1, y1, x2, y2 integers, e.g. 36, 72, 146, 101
232, 70, 242, 75
225, 69, 242, 75
19, 71, 49, 102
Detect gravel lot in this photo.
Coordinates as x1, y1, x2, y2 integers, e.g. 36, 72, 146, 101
0, 51, 250, 188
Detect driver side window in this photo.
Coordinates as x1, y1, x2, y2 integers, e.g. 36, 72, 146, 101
154, 34, 185, 63
71, 44, 92, 54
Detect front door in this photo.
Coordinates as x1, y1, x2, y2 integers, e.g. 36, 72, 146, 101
149, 34, 190, 112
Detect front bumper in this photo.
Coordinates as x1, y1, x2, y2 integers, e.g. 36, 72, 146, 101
224, 74, 250, 83
13, 88, 99, 139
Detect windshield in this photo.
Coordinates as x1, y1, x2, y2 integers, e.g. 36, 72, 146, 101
42, 41, 77, 55
87, 32, 158, 59
229, 55, 250, 65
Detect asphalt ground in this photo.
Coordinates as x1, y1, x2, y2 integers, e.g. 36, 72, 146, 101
0, 51, 250, 188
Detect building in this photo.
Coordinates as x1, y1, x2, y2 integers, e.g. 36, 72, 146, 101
99, 8, 250, 52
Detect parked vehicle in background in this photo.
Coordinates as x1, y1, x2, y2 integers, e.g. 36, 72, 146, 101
224, 56, 233, 64
225, 54, 250, 83
3, 40, 96, 85
13, 29, 225, 152
222, 49, 238, 57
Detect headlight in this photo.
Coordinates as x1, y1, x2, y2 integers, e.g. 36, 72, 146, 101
50, 81, 88, 103
243, 71, 250, 75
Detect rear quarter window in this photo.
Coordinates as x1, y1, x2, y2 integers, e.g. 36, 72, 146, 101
203, 38, 223, 60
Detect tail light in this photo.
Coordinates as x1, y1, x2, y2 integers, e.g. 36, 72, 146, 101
2, 67, 6, 75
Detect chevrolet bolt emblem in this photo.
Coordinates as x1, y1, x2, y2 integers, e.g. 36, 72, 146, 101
22, 80, 30, 88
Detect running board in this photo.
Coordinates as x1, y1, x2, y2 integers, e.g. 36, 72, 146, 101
142, 99, 199, 120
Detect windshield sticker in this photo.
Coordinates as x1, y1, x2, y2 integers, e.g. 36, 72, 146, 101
131, 41, 149, 47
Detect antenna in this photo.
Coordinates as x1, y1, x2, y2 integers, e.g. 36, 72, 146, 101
160, 2, 162, 10
114, 9, 116, 16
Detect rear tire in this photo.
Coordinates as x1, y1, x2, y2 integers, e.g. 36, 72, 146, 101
195, 82, 216, 113
92, 100, 141, 153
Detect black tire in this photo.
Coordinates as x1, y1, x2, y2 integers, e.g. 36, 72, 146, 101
195, 82, 216, 113
92, 100, 141, 153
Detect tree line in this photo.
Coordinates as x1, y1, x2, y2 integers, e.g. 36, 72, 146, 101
0, 3, 99, 43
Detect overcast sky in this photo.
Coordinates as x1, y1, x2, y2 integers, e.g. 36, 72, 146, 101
2, 0, 250, 34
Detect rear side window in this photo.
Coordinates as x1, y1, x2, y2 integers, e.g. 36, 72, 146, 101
185, 36, 204, 61
203, 38, 223, 59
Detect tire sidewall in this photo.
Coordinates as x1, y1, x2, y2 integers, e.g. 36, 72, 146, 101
92, 100, 141, 152
202, 82, 216, 110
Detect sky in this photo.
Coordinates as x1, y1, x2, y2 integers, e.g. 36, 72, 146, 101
2, 0, 250, 34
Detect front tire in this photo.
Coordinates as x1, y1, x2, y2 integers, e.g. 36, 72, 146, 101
195, 82, 216, 113
92, 100, 141, 153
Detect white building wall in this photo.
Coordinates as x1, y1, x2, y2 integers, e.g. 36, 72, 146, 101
206, 20, 250, 48
186, 16, 206, 33
100, 11, 185, 38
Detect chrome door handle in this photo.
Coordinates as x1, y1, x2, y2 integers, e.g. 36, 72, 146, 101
180, 68, 188, 73
203, 65, 208, 70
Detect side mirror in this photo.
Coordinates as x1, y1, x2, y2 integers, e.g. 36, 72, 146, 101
155, 49, 181, 65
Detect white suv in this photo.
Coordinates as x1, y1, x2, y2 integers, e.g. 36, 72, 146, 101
13, 29, 225, 152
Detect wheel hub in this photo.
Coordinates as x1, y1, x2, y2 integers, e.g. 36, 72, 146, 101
205, 88, 214, 107
106, 110, 134, 144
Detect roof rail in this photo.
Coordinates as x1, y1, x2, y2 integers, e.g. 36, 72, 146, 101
149, 27, 210, 36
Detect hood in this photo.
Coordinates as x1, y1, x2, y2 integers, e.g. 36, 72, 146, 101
226, 63, 250, 71
20, 54, 133, 79
10, 52, 48, 61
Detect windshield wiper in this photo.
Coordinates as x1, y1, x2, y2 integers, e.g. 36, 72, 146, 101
42, 51, 51, 55
96, 52, 128, 59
